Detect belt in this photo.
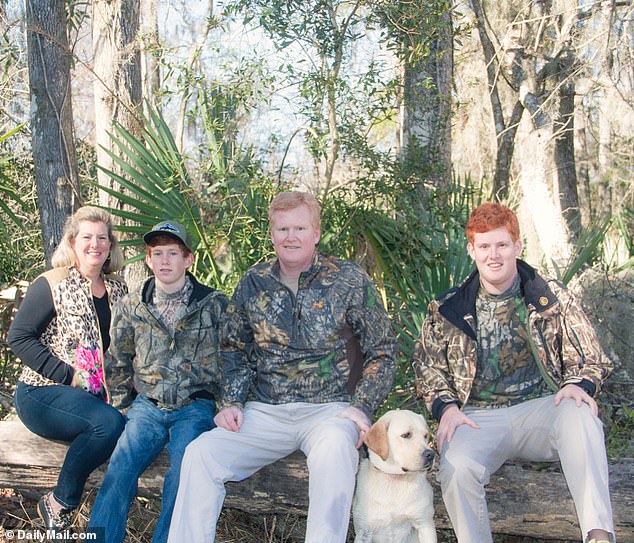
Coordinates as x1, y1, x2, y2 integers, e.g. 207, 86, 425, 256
467, 400, 515, 410
147, 390, 214, 410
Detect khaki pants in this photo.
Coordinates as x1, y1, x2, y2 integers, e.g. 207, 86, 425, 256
438, 395, 614, 543
167, 401, 359, 543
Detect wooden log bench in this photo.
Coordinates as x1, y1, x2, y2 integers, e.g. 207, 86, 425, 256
0, 419, 633, 540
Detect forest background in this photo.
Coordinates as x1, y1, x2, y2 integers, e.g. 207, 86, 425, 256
0, 0, 632, 542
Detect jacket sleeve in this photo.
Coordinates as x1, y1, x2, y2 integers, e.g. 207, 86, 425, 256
106, 296, 136, 409
220, 281, 257, 408
346, 274, 397, 417
8, 276, 74, 385
556, 284, 613, 395
196, 291, 230, 401
412, 302, 463, 421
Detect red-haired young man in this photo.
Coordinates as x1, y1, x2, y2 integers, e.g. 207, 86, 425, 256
413, 202, 614, 543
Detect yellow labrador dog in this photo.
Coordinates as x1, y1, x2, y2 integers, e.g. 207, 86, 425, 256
353, 409, 436, 543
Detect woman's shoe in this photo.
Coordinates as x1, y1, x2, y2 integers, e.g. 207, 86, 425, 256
36, 491, 74, 530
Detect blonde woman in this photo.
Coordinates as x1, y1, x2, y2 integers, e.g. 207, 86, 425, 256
9, 207, 128, 530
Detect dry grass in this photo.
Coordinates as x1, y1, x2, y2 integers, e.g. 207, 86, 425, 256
0, 487, 571, 543
0, 488, 344, 543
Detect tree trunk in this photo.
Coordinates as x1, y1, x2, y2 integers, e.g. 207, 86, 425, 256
553, 76, 581, 240
93, 0, 144, 287
516, 116, 573, 269
573, 88, 593, 229
93, 0, 143, 198
25, 0, 80, 264
140, 0, 161, 116
495, 101, 524, 200
400, 2, 453, 185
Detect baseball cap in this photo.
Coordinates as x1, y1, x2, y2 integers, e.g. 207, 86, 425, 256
143, 220, 193, 251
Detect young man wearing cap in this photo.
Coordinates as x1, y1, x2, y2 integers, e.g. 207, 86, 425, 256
413, 202, 614, 543
88, 221, 228, 543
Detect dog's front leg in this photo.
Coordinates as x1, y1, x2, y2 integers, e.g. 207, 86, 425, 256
414, 521, 437, 543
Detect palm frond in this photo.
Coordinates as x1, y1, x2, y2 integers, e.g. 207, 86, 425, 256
93, 102, 223, 286
557, 220, 610, 285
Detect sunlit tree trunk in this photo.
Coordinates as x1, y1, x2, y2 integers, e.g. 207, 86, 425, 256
93, 0, 143, 285
592, 0, 632, 265
516, 117, 573, 269
25, 0, 80, 264
467, 0, 587, 266
140, 0, 161, 116
93, 0, 142, 205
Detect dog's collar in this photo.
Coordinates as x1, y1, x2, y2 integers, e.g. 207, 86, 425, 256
370, 462, 409, 477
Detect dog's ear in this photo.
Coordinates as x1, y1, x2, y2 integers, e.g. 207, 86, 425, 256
364, 418, 389, 461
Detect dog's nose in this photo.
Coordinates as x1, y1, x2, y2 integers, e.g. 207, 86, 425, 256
423, 448, 435, 466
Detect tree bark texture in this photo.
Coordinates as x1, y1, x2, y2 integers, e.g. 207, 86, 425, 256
25, 0, 80, 264
400, 2, 453, 185
467, 0, 585, 266
140, 0, 161, 117
0, 420, 632, 540
554, 77, 581, 240
92, 0, 143, 202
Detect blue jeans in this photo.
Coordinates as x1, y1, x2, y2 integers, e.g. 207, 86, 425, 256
13, 381, 125, 509
88, 395, 215, 543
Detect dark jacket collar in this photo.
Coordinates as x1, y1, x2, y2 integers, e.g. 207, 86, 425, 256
438, 259, 558, 340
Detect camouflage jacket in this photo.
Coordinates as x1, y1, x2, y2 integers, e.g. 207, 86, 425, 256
413, 260, 613, 421
106, 273, 229, 410
221, 253, 397, 416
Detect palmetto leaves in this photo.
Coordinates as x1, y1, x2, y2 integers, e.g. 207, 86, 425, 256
94, 105, 223, 285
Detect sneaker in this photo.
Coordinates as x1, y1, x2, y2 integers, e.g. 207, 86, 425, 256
36, 491, 74, 530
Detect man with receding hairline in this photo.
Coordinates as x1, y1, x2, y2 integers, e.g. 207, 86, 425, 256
169, 191, 397, 543
413, 202, 615, 543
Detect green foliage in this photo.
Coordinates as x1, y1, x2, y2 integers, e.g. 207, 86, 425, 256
606, 406, 634, 459
319, 174, 491, 411
611, 207, 634, 271
226, 0, 404, 197
368, 0, 455, 64
65, 1, 91, 35
95, 104, 223, 284
0, 125, 43, 284
237, 0, 365, 57
0, 124, 29, 231
94, 101, 278, 291
554, 219, 611, 285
